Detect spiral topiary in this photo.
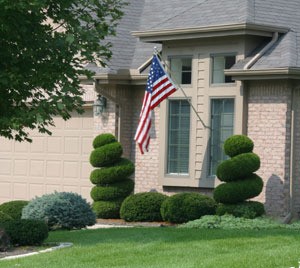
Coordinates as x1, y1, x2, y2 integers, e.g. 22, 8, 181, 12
90, 133, 135, 218
213, 135, 265, 218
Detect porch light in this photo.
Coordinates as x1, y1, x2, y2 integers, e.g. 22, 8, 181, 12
93, 95, 107, 116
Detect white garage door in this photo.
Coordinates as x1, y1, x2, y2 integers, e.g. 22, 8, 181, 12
0, 108, 94, 204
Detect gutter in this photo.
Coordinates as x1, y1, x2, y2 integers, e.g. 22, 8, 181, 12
243, 32, 279, 70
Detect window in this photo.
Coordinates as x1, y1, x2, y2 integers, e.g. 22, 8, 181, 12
209, 98, 234, 175
167, 100, 190, 175
170, 57, 192, 84
212, 55, 235, 84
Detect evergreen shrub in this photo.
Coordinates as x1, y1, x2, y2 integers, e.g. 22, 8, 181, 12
92, 200, 122, 219
0, 211, 13, 223
22, 192, 96, 230
1, 219, 48, 246
213, 174, 263, 204
90, 142, 123, 167
161, 193, 216, 224
90, 158, 135, 185
0, 200, 29, 220
0, 228, 10, 251
93, 133, 117, 149
90, 179, 134, 201
120, 192, 168, 222
223, 135, 254, 157
216, 153, 260, 182
216, 201, 265, 219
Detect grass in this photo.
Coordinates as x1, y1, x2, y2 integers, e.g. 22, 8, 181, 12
1, 227, 300, 268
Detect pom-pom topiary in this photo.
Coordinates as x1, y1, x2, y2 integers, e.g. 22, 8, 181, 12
90, 142, 123, 167
216, 201, 265, 219
160, 193, 216, 224
89, 133, 135, 218
213, 135, 264, 218
92, 200, 122, 219
0, 200, 29, 220
93, 133, 117, 149
223, 135, 254, 157
22, 192, 96, 230
216, 153, 260, 182
90, 158, 134, 185
1, 219, 48, 246
90, 179, 134, 201
120, 192, 168, 222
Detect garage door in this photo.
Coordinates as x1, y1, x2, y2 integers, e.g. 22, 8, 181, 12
0, 108, 94, 204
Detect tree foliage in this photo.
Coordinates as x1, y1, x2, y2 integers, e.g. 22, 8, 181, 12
0, 0, 125, 141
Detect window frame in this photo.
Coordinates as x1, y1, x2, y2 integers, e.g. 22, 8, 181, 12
208, 97, 235, 177
169, 55, 193, 86
166, 98, 191, 176
210, 53, 236, 86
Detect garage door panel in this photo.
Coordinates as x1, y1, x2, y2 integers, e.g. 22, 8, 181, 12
0, 108, 94, 203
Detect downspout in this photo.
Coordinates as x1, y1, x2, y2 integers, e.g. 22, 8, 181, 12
243, 32, 279, 70
283, 87, 296, 223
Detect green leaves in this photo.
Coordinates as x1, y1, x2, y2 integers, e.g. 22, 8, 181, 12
0, 0, 125, 141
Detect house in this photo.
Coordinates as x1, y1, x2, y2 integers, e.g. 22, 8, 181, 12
1, 0, 300, 219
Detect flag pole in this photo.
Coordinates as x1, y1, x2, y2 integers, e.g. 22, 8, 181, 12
156, 50, 210, 130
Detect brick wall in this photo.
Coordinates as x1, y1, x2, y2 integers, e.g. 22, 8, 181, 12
247, 80, 292, 217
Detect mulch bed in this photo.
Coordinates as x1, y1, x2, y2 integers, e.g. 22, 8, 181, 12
96, 218, 176, 227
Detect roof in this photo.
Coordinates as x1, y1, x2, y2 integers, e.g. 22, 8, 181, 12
91, 0, 300, 76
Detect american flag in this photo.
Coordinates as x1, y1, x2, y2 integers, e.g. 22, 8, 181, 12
134, 55, 177, 154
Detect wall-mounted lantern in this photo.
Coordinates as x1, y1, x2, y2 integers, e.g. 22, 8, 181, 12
93, 95, 107, 116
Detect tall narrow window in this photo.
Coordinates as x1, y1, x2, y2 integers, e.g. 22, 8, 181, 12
167, 100, 190, 175
212, 55, 235, 84
209, 98, 234, 175
170, 57, 192, 85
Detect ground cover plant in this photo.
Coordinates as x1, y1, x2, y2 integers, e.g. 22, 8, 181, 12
1, 227, 300, 268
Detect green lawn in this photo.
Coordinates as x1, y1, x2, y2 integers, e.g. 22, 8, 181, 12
1, 227, 300, 268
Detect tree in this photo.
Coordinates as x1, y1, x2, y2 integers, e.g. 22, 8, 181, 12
0, 0, 125, 141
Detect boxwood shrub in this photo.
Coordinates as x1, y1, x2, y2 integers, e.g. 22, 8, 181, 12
22, 192, 96, 230
223, 135, 254, 157
216, 153, 260, 182
90, 179, 134, 201
213, 174, 264, 204
0, 211, 13, 223
90, 142, 123, 167
93, 133, 117, 149
216, 201, 265, 219
90, 158, 135, 185
92, 200, 122, 219
1, 219, 48, 246
120, 192, 168, 222
0, 200, 29, 220
161, 193, 216, 224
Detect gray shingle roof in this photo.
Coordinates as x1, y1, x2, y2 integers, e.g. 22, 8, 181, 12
93, 0, 300, 75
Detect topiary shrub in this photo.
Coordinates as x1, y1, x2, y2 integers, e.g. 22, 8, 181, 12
0, 200, 29, 220
216, 201, 265, 219
92, 200, 122, 219
90, 142, 123, 167
90, 133, 135, 219
22, 192, 96, 230
161, 193, 216, 224
213, 135, 264, 218
0, 228, 10, 251
90, 158, 135, 185
120, 192, 168, 222
223, 135, 254, 157
91, 179, 135, 201
1, 219, 48, 246
216, 153, 260, 182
